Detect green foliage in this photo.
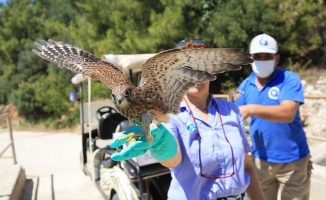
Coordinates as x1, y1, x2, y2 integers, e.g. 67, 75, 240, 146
80, 81, 112, 103
0, 0, 78, 105
206, 0, 326, 62
286, 58, 313, 83
90, 82, 112, 100
0, 0, 325, 127
205, 0, 326, 93
10, 67, 78, 127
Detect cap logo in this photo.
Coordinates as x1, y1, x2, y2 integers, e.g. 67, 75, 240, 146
259, 38, 268, 46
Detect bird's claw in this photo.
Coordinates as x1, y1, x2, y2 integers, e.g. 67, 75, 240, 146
116, 132, 144, 146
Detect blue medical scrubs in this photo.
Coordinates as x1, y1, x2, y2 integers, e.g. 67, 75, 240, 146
165, 96, 251, 200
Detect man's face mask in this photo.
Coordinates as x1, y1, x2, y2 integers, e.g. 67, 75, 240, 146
252, 60, 275, 78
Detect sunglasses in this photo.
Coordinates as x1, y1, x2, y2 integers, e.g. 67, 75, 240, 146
175, 38, 206, 47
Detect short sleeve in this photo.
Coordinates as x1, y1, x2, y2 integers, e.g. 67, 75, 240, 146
279, 73, 304, 104
234, 80, 247, 106
235, 105, 251, 153
163, 114, 179, 139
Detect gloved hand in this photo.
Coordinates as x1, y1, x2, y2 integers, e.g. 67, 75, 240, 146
109, 123, 178, 161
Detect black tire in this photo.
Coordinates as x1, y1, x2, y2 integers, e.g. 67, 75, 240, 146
102, 157, 118, 168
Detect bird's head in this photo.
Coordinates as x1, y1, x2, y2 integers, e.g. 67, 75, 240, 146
111, 87, 134, 111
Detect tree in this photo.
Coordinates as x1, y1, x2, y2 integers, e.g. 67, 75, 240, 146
204, 0, 326, 92
0, 0, 81, 126
11, 67, 79, 127
206, 0, 326, 64
0, 0, 325, 127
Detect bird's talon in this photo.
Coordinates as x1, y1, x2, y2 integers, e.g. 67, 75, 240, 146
117, 132, 144, 146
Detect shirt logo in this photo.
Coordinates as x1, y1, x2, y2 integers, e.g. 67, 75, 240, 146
259, 38, 268, 46
268, 87, 279, 100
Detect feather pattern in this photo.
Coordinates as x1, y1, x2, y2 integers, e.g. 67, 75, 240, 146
139, 48, 252, 114
33, 39, 253, 144
33, 40, 133, 91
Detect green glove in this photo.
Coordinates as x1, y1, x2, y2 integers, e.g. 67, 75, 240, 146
109, 124, 178, 161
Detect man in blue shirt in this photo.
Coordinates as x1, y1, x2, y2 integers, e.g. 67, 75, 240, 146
235, 33, 311, 200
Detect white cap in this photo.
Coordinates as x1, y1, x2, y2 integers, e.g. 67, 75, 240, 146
250, 33, 278, 54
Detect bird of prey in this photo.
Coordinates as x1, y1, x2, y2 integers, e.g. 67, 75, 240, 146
33, 39, 253, 144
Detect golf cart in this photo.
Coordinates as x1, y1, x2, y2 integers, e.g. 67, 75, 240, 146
70, 53, 171, 200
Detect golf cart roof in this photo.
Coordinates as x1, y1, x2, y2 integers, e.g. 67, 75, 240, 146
71, 53, 156, 84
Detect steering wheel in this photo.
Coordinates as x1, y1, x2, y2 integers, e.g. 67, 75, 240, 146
96, 106, 118, 120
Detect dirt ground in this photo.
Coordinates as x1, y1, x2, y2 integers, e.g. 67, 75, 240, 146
0, 131, 104, 200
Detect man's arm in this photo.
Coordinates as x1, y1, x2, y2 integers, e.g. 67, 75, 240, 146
238, 100, 299, 123
244, 154, 265, 200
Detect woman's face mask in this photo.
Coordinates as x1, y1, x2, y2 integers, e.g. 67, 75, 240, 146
252, 60, 276, 78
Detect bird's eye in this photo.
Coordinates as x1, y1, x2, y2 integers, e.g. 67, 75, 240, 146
124, 89, 131, 97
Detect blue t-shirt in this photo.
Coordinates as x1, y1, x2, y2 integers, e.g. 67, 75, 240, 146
235, 69, 310, 163
164, 96, 251, 200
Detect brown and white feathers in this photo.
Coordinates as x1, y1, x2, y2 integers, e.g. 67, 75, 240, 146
33, 39, 253, 143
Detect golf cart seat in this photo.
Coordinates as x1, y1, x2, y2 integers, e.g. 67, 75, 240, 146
98, 113, 127, 139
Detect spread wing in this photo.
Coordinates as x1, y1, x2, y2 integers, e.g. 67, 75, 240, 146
32, 39, 133, 91
138, 48, 253, 114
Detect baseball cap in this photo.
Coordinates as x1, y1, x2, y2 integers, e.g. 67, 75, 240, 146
250, 33, 278, 54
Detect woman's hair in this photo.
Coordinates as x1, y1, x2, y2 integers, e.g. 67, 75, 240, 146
174, 39, 210, 50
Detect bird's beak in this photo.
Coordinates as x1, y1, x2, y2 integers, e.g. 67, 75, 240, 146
117, 97, 123, 104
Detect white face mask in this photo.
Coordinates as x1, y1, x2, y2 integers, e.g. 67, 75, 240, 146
252, 60, 276, 78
